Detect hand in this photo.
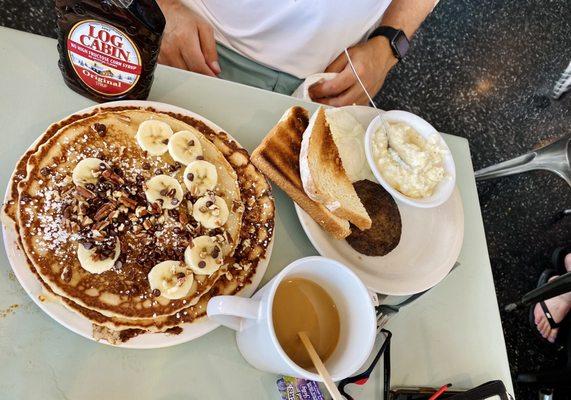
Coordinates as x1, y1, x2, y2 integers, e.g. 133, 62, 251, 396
157, 0, 220, 76
308, 37, 397, 107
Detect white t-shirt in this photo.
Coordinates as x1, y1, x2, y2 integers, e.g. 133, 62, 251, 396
184, 0, 392, 78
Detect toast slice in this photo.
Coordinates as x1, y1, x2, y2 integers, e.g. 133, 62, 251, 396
302, 108, 371, 230
251, 107, 351, 239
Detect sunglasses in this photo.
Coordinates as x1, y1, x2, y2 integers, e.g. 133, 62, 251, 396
337, 328, 392, 400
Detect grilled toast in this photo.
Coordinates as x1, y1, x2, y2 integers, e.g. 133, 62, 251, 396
251, 107, 351, 239
301, 108, 372, 230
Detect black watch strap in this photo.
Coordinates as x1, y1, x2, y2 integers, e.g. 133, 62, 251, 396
368, 26, 410, 60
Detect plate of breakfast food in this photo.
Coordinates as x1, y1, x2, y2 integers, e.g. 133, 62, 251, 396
252, 105, 463, 295
1, 100, 275, 348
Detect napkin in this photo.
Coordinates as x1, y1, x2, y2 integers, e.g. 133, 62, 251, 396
291, 72, 338, 101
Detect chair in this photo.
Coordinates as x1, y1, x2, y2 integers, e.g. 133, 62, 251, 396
475, 134, 571, 188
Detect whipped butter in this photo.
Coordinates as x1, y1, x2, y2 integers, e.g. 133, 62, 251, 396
325, 109, 374, 183
371, 122, 447, 199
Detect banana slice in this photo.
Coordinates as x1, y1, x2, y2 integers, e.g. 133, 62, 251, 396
136, 120, 173, 156
193, 195, 229, 229
77, 238, 120, 274
183, 160, 217, 196
184, 235, 223, 275
144, 175, 184, 210
148, 260, 194, 300
167, 130, 203, 165
72, 158, 107, 187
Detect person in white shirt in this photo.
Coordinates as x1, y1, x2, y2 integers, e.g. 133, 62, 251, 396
156, 0, 436, 106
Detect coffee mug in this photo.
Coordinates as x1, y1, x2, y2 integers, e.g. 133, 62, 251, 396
207, 256, 377, 381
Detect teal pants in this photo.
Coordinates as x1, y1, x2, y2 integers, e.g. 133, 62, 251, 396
216, 44, 303, 95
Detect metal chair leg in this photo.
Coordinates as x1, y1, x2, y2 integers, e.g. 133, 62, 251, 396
475, 134, 571, 187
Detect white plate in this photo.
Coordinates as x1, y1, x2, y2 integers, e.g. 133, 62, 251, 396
294, 106, 463, 295
1, 100, 273, 348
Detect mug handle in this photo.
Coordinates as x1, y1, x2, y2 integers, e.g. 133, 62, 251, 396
207, 295, 261, 331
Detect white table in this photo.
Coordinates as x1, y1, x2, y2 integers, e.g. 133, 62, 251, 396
0, 27, 513, 399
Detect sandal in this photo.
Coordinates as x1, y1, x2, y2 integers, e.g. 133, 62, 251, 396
528, 267, 569, 346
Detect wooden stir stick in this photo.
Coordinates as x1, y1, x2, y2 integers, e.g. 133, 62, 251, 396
298, 331, 343, 400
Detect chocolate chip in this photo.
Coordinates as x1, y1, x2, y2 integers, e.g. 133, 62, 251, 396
160, 188, 168, 196
154, 169, 163, 175
136, 174, 144, 183
40, 167, 50, 176
81, 241, 93, 250
85, 183, 96, 191
196, 155, 204, 160
176, 272, 186, 279
142, 162, 151, 170
205, 201, 213, 207
99, 162, 107, 171
171, 198, 179, 206
184, 192, 193, 201
210, 228, 223, 236
173, 227, 182, 234
198, 260, 206, 269
162, 139, 169, 145
114, 260, 123, 269
188, 140, 195, 146
152, 289, 161, 297
186, 173, 194, 181
211, 246, 220, 259
93, 123, 107, 137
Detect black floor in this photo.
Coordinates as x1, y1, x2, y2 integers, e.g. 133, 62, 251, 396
1, 1, 570, 399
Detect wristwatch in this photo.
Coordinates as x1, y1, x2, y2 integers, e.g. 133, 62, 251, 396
368, 26, 410, 61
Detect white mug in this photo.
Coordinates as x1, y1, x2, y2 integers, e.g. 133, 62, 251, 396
207, 256, 377, 381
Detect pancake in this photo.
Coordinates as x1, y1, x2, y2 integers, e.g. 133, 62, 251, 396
16, 110, 242, 319
3, 105, 274, 340
345, 179, 401, 256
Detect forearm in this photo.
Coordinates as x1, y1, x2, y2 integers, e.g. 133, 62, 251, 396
379, 0, 436, 38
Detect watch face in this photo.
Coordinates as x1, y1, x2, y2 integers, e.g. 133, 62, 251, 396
392, 31, 409, 59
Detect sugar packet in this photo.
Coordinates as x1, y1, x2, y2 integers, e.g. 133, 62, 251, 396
277, 376, 325, 400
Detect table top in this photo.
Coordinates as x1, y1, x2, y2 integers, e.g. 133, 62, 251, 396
0, 27, 513, 399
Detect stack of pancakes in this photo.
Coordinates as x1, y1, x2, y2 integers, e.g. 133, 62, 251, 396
2, 106, 274, 344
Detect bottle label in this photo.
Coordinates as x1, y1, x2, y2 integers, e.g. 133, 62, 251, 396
66, 20, 141, 96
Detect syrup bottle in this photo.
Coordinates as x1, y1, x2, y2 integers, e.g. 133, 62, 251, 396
55, 0, 165, 102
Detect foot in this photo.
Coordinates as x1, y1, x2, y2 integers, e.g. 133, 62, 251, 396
534, 253, 571, 343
